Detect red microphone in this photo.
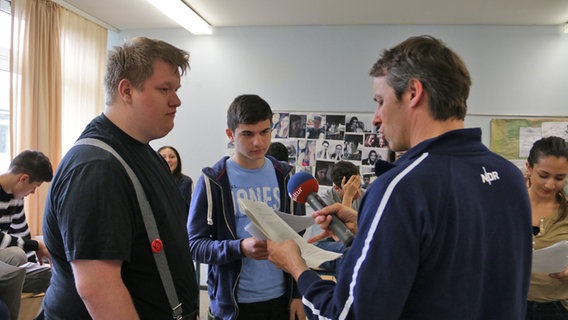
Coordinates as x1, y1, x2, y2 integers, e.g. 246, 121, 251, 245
287, 172, 354, 246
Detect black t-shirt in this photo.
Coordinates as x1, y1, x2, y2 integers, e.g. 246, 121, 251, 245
43, 114, 198, 319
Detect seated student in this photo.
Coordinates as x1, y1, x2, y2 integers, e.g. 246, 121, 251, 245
0, 150, 53, 320
319, 161, 365, 209
315, 161, 365, 274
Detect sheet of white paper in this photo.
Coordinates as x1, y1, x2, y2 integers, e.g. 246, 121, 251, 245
245, 211, 315, 240
519, 127, 542, 158
532, 240, 568, 274
245, 223, 268, 240
273, 210, 316, 233
239, 199, 342, 269
541, 121, 568, 141
20, 262, 51, 273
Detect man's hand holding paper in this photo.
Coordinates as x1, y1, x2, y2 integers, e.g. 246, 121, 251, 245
238, 199, 341, 269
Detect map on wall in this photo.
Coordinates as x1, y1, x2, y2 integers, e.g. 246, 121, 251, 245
490, 118, 568, 160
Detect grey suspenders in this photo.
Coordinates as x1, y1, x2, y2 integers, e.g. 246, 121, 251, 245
74, 138, 183, 319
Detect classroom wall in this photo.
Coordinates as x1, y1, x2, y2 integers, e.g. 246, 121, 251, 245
108, 25, 568, 182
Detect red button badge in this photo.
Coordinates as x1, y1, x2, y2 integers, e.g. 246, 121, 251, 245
151, 239, 163, 253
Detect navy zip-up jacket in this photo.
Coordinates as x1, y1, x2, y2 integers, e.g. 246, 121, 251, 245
297, 128, 532, 319
188, 156, 304, 319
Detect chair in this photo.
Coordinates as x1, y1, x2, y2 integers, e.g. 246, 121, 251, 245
18, 293, 44, 320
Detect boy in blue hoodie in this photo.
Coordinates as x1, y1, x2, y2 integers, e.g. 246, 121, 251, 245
188, 94, 305, 320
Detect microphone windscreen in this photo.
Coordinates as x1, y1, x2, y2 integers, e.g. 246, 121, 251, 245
287, 171, 319, 204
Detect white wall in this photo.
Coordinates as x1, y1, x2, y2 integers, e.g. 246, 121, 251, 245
108, 25, 568, 182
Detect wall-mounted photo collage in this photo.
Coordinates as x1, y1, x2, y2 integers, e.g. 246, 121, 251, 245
228, 111, 394, 189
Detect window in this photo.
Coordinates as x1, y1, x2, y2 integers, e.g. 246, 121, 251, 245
0, 1, 11, 171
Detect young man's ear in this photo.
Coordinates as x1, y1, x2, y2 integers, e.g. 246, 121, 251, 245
118, 79, 133, 103
18, 174, 30, 183
226, 128, 234, 141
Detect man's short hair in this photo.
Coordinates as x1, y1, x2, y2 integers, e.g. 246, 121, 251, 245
369, 35, 471, 121
9, 150, 53, 183
104, 37, 190, 106
227, 94, 273, 131
331, 161, 360, 188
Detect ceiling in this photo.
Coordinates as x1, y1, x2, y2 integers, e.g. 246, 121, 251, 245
57, 0, 568, 32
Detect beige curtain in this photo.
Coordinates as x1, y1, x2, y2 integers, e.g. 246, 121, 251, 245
11, 0, 62, 237
10, 0, 107, 235
60, 9, 106, 154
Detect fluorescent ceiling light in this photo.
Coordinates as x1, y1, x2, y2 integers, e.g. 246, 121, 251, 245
145, 0, 212, 35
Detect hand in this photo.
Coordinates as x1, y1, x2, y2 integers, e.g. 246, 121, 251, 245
341, 174, 361, 207
549, 265, 568, 284
240, 237, 269, 260
267, 239, 308, 280
289, 298, 306, 320
36, 240, 51, 265
308, 202, 358, 243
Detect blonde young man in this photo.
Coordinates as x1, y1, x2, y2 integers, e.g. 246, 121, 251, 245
42, 37, 199, 319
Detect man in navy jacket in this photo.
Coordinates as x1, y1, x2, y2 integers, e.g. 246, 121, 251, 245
268, 35, 532, 319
